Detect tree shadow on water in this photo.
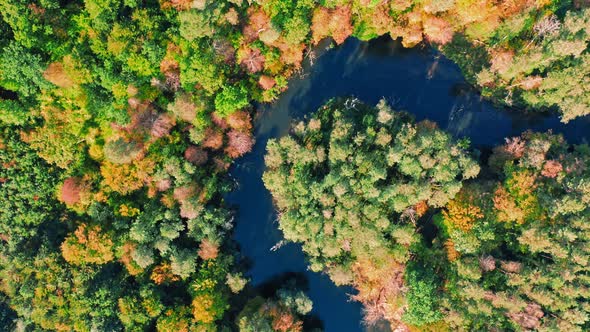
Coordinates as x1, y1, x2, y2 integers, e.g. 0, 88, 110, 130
226, 271, 324, 331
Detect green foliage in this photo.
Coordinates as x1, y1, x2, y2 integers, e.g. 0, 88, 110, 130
1, 249, 124, 331
402, 264, 443, 326
237, 282, 313, 332
470, 9, 590, 122
0, 0, 588, 329
214, 85, 250, 117
0, 42, 50, 97
0, 130, 62, 242
0, 99, 29, 125
0, 299, 16, 331
437, 132, 590, 331
180, 45, 226, 93
264, 98, 478, 323
179, 9, 217, 41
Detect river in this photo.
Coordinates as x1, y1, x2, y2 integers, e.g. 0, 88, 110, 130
225, 36, 590, 331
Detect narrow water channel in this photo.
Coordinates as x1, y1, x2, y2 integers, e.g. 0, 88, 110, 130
226, 36, 590, 331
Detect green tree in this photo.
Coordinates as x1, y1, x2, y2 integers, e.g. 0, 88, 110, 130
0, 42, 50, 97
214, 85, 249, 117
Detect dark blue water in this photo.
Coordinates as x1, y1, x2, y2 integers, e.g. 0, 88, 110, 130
226, 37, 590, 332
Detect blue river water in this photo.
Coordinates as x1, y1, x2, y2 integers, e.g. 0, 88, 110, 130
226, 36, 590, 331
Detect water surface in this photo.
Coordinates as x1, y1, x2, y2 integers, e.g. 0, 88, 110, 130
226, 36, 590, 332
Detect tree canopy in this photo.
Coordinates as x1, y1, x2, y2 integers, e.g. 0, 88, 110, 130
264, 98, 479, 326
0, 0, 588, 330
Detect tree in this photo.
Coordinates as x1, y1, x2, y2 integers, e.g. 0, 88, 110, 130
100, 158, 155, 195
103, 138, 143, 164
225, 130, 255, 158
237, 283, 313, 332
214, 85, 249, 117
0, 42, 50, 97
239, 47, 265, 73
61, 223, 114, 265
60, 177, 91, 207
402, 264, 443, 326
0, 130, 62, 241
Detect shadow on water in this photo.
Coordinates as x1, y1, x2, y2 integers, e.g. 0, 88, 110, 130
226, 36, 590, 332
227, 272, 325, 330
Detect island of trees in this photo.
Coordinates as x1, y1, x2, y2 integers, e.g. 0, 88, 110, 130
0, 0, 588, 331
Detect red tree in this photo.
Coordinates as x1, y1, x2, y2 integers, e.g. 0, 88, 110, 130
61, 177, 83, 205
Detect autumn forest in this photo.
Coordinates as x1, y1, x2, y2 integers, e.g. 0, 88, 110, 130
0, 0, 589, 331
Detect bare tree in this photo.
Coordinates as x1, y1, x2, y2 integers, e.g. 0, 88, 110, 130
534, 15, 561, 38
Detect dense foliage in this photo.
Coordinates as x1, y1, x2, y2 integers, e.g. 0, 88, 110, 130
264, 100, 590, 331
263, 99, 479, 326
435, 131, 590, 331
0, 0, 588, 330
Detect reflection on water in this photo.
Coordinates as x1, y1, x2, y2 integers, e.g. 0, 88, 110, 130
226, 36, 590, 332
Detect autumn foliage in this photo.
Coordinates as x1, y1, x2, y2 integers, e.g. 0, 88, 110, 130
226, 110, 252, 131
259, 75, 276, 90
151, 263, 181, 285
101, 159, 155, 195
438, 132, 590, 331
61, 224, 114, 265
240, 47, 265, 73
198, 239, 219, 260
60, 177, 84, 206
442, 193, 484, 231
2, 0, 589, 330
184, 146, 208, 165
191, 294, 217, 323
225, 130, 255, 158
423, 16, 454, 44
201, 127, 224, 150
311, 6, 353, 44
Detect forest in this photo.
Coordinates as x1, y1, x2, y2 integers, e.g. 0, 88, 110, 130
264, 99, 590, 331
0, 0, 588, 331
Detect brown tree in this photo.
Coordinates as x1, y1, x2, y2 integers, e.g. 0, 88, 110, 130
151, 114, 176, 138
423, 16, 454, 44
226, 110, 252, 131
197, 239, 219, 260
184, 146, 208, 165
225, 130, 255, 158
259, 75, 276, 90
202, 127, 224, 150
61, 224, 114, 265
240, 47, 265, 73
